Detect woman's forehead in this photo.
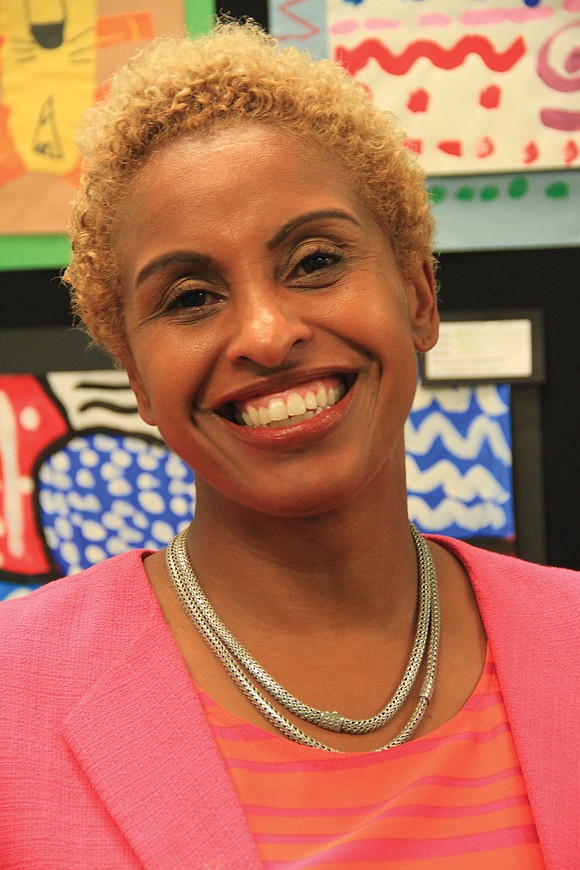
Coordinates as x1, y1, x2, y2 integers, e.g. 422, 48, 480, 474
118, 125, 373, 236
138, 123, 340, 176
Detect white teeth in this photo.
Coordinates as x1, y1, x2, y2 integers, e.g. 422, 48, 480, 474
287, 392, 306, 417
268, 409, 316, 428
268, 397, 288, 422
304, 390, 318, 410
237, 380, 346, 428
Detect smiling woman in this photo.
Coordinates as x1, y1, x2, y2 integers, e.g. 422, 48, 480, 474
0, 19, 578, 870
114, 122, 434, 519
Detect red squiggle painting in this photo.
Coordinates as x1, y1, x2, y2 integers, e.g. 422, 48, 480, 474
335, 36, 526, 76
291, 2, 580, 172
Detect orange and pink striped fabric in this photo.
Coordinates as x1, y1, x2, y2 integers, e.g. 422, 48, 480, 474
198, 648, 545, 868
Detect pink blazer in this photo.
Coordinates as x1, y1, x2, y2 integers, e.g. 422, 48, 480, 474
0, 539, 578, 868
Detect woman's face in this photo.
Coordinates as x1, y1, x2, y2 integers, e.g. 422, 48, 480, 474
118, 125, 437, 517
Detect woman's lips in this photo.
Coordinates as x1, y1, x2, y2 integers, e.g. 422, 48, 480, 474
228, 376, 348, 429
212, 375, 357, 450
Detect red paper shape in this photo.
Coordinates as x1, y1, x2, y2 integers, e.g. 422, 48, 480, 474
0, 376, 69, 577
476, 136, 495, 158
407, 88, 429, 113
479, 85, 501, 109
523, 141, 540, 164
564, 140, 579, 164
438, 140, 463, 156
404, 138, 423, 154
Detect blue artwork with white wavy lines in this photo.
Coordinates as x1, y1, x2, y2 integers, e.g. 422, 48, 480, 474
406, 383, 513, 539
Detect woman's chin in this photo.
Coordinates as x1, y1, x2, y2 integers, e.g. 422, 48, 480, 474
198, 460, 384, 522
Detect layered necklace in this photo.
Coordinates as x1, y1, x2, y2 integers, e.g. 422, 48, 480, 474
166, 522, 440, 753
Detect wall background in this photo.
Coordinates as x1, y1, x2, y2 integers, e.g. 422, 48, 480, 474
1, 0, 578, 573
2, 0, 579, 267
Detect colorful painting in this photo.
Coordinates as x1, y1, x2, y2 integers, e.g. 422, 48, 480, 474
406, 383, 513, 540
0, 371, 514, 600
270, 0, 580, 175
0, 0, 184, 235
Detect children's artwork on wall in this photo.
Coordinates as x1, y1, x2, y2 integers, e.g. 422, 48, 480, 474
271, 0, 580, 175
406, 383, 513, 541
0, 371, 195, 599
0, 371, 514, 600
0, 0, 184, 235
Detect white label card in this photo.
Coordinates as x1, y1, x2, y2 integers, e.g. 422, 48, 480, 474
425, 319, 533, 380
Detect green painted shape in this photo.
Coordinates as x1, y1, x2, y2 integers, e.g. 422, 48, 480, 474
480, 185, 500, 202
508, 176, 529, 199
185, 0, 214, 36
545, 181, 569, 199
0, 235, 71, 271
455, 186, 476, 201
427, 185, 447, 205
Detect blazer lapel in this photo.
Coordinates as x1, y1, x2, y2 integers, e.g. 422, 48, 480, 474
63, 617, 262, 869
438, 538, 579, 870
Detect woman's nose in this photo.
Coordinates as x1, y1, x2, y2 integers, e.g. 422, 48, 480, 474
225, 291, 313, 369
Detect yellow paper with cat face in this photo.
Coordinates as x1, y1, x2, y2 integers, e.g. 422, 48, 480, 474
0, 0, 96, 176
0, 0, 184, 234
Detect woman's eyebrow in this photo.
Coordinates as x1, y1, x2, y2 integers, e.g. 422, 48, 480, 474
266, 209, 362, 250
134, 210, 361, 287
135, 251, 213, 288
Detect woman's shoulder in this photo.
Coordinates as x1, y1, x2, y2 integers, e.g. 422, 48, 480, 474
429, 534, 580, 618
0, 549, 157, 665
429, 534, 578, 580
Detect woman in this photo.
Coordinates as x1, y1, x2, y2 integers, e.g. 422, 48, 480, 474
1, 21, 577, 869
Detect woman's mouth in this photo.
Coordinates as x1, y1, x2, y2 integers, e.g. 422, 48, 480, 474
223, 376, 350, 429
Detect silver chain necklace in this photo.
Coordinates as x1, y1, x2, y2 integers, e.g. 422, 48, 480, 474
166, 522, 440, 753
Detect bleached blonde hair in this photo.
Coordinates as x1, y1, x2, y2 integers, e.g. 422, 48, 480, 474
64, 20, 435, 364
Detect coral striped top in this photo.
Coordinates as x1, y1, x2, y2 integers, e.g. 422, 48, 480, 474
198, 647, 545, 868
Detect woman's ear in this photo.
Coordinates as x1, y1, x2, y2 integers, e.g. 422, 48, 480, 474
126, 362, 156, 427
407, 261, 439, 353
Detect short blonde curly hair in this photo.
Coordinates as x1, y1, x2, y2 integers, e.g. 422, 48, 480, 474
64, 20, 435, 365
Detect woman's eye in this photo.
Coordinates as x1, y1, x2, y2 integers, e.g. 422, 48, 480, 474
169, 288, 217, 309
297, 252, 340, 275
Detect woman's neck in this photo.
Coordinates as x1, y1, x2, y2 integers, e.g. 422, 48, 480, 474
185, 471, 418, 638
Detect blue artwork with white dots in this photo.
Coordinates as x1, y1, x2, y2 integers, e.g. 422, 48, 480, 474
38, 433, 195, 576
